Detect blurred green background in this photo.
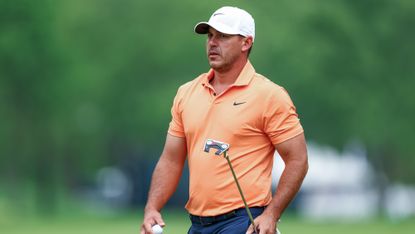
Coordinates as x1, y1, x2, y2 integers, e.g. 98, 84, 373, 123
1, 0, 415, 233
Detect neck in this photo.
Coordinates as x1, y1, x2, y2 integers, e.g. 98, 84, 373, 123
213, 58, 248, 86
209, 58, 248, 95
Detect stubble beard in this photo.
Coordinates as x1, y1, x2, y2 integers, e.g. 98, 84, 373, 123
208, 53, 239, 73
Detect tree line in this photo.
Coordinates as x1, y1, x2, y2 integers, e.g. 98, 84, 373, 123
1, 0, 414, 213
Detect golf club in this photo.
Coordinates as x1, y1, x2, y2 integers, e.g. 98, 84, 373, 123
204, 139, 257, 233
204, 139, 282, 234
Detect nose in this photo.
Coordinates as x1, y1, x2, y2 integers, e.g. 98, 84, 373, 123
207, 35, 218, 47
208, 38, 215, 47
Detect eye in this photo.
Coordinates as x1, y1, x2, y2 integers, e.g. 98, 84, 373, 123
220, 33, 227, 38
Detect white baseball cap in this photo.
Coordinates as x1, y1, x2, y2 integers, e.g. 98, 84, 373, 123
194, 6, 255, 42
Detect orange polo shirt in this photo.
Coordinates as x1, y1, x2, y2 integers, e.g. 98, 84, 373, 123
168, 61, 303, 216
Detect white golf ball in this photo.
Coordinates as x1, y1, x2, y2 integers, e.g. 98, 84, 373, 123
151, 224, 163, 234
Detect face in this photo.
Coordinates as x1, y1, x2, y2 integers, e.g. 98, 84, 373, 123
206, 28, 248, 71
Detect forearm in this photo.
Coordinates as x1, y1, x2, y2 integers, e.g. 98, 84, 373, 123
265, 157, 308, 220
145, 152, 186, 211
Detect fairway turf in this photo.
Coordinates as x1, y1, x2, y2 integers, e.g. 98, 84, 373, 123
2, 209, 414, 234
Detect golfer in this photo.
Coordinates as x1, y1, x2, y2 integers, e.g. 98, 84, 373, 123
141, 6, 308, 234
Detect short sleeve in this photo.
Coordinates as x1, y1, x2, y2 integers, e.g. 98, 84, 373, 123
263, 86, 303, 145
168, 86, 186, 138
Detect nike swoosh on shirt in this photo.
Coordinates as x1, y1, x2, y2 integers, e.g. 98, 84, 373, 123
233, 101, 246, 106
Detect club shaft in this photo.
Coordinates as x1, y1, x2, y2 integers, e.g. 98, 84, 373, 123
224, 152, 257, 232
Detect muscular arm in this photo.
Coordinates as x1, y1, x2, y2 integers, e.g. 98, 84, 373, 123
248, 133, 308, 233
141, 134, 187, 233
266, 133, 308, 220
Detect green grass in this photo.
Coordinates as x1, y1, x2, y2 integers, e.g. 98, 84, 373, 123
1, 208, 415, 234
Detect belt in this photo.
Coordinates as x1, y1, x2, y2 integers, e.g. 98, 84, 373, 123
189, 207, 265, 226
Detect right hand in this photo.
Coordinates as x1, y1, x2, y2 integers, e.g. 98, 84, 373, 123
140, 208, 165, 234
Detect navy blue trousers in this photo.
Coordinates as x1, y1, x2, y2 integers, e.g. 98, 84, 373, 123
188, 207, 264, 234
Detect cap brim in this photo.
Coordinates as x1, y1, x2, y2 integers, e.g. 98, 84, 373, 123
194, 22, 210, 34
194, 21, 241, 36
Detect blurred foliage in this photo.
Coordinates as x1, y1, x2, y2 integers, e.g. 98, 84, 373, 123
1, 0, 415, 213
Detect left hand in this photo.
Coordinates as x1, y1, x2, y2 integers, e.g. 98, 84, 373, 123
245, 212, 277, 234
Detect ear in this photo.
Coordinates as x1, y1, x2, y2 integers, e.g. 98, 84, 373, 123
241, 36, 253, 53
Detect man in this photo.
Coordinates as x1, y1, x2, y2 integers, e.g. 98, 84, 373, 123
141, 6, 308, 234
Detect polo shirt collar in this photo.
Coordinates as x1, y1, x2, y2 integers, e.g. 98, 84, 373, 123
201, 60, 255, 87
234, 60, 255, 86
